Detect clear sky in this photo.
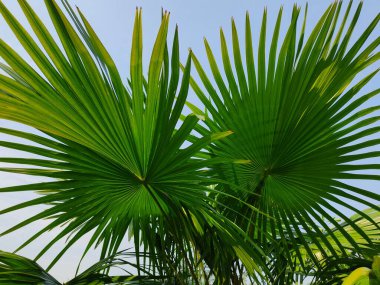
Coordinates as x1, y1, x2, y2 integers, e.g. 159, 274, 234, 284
0, 0, 379, 283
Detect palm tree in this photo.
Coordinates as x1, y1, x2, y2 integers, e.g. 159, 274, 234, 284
0, 0, 260, 283
1, 208, 378, 284
0, 0, 379, 284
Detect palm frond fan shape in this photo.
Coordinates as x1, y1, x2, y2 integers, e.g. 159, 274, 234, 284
0, 0, 262, 278
189, 0, 380, 274
0, 0, 379, 283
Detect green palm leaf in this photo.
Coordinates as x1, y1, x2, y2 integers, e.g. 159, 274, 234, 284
324, 207, 380, 255
266, 207, 380, 284
189, 0, 380, 275
312, 255, 380, 285
0, 251, 60, 285
0, 250, 168, 284
0, 0, 263, 277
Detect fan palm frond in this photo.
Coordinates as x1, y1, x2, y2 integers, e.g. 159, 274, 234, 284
0, 0, 263, 277
189, 0, 380, 276
1, 0, 379, 283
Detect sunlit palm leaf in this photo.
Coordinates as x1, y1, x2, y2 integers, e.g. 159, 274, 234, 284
323, 207, 380, 255
189, 0, 380, 274
265, 207, 380, 283
0, 0, 263, 276
312, 256, 380, 285
309, 208, 380, 284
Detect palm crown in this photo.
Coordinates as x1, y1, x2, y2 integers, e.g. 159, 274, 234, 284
0, 0, 379, 284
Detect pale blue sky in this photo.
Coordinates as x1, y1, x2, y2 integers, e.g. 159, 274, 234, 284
0, 0, 379, 282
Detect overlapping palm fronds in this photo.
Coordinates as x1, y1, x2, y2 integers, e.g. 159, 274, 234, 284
189, 0, 380, 280
321, 207, 380, 256
0, 0, 379, 284
259, 207, 380, 284
0, 0, 264, 280
310, 208, 380, 284
312, 255, 380, 285
0, 250, 168, 285
0, 251, 61, 285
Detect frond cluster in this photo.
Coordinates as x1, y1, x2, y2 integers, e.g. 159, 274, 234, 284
0, 0, 378, 284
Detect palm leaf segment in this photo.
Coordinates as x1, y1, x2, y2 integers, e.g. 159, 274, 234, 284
309, 208, 380, 284
0, 251, 61, 285
266, 208, 380, 284
0, 250, 166, 285
0, 0, 248, 272
190, 0, 380, 270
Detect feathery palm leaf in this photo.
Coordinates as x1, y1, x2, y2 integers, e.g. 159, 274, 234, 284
189, 0, 380, 276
